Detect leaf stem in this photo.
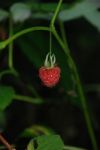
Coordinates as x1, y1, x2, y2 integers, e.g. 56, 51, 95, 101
0, 26, 50, 50
14, 95, 44, 104
8, 14, 13, 69
51, 0, 63, 27
0, 69, 18, 80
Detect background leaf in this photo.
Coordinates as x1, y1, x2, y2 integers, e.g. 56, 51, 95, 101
10, 3, 32, 22
0, 9, 9, 21
59, 1, 100, 31
0, 86, 15, 110
84, 11, 100, 31
59, 1, 100, 21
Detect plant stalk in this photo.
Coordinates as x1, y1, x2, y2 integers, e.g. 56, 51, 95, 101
14, 95, 44, 104
0, 27, 50, 49
52, 23, 97, 150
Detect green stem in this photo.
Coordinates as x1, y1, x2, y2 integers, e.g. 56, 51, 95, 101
52, 24, 97, 150
49, 28, 52, 55
51, 0, 63, 27
0, 26, 50, 50
0, 69, 18, 79
14, 95, 44, 104
8, 14, 13, 69
50, 2, 93, 148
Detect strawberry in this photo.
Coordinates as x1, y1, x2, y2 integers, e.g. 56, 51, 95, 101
39, 66, 61, 87
39, 53, 61, 87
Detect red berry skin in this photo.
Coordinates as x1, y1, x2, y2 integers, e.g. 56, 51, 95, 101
39, 66, 61, 87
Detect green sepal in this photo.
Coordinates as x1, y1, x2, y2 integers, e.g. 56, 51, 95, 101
44, 52, 56, 68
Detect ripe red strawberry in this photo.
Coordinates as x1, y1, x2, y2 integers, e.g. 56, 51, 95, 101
39, 66, 61, 87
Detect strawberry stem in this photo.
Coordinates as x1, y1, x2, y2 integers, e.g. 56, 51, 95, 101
49, 28, 52, 56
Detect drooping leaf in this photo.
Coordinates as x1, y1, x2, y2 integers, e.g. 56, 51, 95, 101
10, 3, 32, 22
59, 1, 100, 30
0, 86, 15, 110
59, 1, 100, 21
0, 9, 9, 21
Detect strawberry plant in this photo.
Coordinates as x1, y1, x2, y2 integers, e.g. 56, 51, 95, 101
0, 0, 100, 150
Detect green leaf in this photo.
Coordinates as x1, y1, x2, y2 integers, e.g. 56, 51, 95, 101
27, 140, 34, 150
10, 3, 32, 22
0, 9, 9, 21
0, 86, 15, 110
27, 135, 64, 150
36, 135, 64, 150
59, 0, 100, 30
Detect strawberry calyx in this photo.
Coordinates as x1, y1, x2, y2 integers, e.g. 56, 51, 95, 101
44, 52, 56, 68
